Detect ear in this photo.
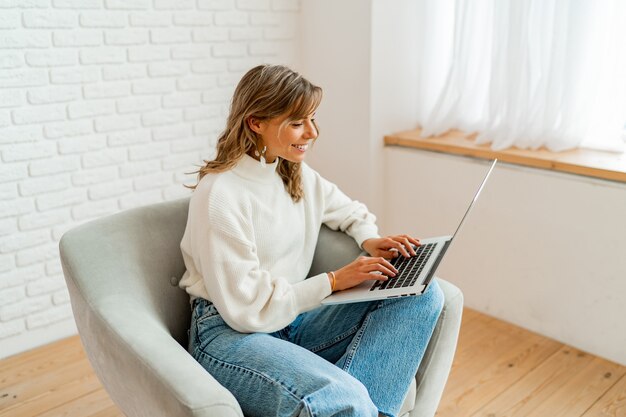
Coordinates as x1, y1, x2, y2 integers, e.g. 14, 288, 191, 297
247, 116, 264, 135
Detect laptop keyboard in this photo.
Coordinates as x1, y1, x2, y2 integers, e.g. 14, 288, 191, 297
369, 243, 436, 291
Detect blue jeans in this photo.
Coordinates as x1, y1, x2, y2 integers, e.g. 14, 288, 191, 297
188, 280, 444, 417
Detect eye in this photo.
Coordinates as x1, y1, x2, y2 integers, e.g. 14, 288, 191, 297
291, 122, 303, 127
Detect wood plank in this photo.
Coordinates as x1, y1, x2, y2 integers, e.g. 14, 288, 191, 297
452, 307, 498, 350
440, 339, 561, 417
527, 357, 626, 417
581, 374, 626, 417
385, 129, 626, 184
438, 313, 562, 417
445, 311, 544, 384
443, 313, 508, 386
459, 307, 482, 327
32, 389, 113, 417
0, 336, 83, 377
471, 346, 597, 416
1, 358, 89, 410
0, 337, 80, 373
0, 336, 86, 390
0, 362, 103, 417
443, 312, 508, 377
88, 404, 124, 417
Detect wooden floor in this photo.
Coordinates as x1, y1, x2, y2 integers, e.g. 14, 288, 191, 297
1, 308, 625, 417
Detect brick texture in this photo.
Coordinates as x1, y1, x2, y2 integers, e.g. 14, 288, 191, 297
0, 0, 300, 360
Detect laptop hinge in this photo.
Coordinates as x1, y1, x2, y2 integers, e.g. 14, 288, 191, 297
421, 239, 452, 292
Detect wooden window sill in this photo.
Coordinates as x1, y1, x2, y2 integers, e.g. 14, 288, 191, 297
384, 129, 626, 184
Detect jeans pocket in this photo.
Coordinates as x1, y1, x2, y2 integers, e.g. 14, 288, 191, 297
192, 301, 227, 351
192, 298, 219, 322
196, 305, 220, 325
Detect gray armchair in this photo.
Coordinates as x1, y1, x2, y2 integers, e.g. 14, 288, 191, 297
59, 198, 463, 417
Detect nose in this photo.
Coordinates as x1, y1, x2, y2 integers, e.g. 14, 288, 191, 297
305, 120, 318, 140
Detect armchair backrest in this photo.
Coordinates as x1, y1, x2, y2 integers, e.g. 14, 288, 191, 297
60, 197, 192, 346
309, 224, 364, 276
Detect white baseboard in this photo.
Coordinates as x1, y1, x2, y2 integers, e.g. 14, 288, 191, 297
0, 319, 78, 360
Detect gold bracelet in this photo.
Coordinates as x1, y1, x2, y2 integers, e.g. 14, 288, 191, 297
329, 271, 337, 292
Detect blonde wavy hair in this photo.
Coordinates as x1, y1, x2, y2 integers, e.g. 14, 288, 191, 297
188, 64, 323, 202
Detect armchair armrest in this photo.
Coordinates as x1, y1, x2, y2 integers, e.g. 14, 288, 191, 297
410, 279, 463, 417
59, 200, 244, 417
64, 278, 243, 417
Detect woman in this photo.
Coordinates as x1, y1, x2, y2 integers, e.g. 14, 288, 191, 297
180, 64, 444, 417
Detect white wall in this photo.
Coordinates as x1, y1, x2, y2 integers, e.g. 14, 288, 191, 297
384, 148, 626, 366
369, 0, 422, 224
300, 0, 422, 220
298, 0, 376, 210
0, 0, 301, 359
299, 0, 626, 366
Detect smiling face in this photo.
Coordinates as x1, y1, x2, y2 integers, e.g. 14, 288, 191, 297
248, 112, 318, 164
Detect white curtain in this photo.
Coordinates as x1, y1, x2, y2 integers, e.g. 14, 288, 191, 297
415, 0, 626, 152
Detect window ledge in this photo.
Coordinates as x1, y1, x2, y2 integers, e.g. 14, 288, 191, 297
384, 129, 626, 184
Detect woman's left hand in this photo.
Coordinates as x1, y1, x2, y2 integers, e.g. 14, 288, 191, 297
362, 235, 421, 259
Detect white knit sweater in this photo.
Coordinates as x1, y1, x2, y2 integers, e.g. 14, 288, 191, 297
179, 154, 379, 333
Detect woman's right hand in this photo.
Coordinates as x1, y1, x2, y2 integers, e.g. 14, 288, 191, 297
331, 256, 399, 292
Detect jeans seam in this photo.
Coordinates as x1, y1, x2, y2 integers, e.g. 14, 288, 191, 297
194, 347, 304, 406
341, 313, 372, 373
308, 324, 360, 354
301, 395, 317, 417
196, 310, 220, 325
341, 300, 384, 372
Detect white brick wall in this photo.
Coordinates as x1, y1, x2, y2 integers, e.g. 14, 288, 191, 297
0, 0, 301, 360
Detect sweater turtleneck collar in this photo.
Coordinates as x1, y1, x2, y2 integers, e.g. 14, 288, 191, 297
233, 153, 281, 183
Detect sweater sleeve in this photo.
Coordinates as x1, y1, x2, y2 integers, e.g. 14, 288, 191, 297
314, 169, 380, 248
193, 190, 332, 334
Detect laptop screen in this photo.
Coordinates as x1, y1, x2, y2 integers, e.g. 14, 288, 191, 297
450, 159, 498, 241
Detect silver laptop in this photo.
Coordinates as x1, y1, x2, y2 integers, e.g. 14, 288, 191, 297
322, 159, 497, 305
